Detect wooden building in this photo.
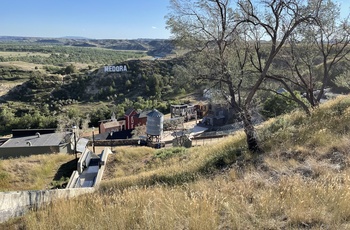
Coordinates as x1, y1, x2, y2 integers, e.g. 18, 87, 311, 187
170, 104, 197, 121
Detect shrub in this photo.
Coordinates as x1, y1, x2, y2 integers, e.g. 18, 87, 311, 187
154, 147, 188, 159
261, 91, 305, 118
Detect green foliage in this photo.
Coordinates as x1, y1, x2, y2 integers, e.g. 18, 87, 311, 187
261, 91, 304, 118
260, 96, 350, 151
0, 43, 146, 65
154, 147, 188, 159
64, 64, 76, 74
50, 176, 69, 189
0, 43, 193, 133
0, 104, 57, 135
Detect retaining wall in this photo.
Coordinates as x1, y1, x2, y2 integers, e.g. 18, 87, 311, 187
91, 139, 139, 146
94, 147, 110, 187
0, 187, 94, 223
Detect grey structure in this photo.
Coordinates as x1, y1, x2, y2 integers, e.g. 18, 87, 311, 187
0, 131, 73, 159
146, 109, 164, 144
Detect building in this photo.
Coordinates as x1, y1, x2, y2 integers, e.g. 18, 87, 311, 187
125, 108, 149, 130
97, 109, 150, 140
99, 112, 126, 134
170, 104, 197, 121
201, 104, 230, 126
195, 101, 210, 118
0, 129, 73, 159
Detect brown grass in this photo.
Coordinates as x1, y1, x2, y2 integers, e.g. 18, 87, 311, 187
0, 61, 45, 71
0, 153, 75, 191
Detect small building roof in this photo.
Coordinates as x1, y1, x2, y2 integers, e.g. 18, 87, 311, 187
171, 104, 194, 108
147, 109, 164, 118
11, 128, 57, 137
1, 132, 68, 148
102, 120, 124, 129
125, 108, 136, 116
76, 138, 89, 153
138, 110, 151, 118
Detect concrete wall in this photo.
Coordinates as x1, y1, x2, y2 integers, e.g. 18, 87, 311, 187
94, 147, 111, 188
0, 188, 94, 223
66, 171, 80, 189
92, 139, 139, 146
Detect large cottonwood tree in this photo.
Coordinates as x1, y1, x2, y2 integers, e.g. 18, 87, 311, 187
167, 0, 322, 152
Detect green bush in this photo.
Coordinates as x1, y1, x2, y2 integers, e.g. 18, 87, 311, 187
154, 147, 188, 159
261, 91, 304, 118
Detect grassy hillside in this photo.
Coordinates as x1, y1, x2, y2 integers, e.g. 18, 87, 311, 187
4, 95, 350, 229
0, 153, 75, 191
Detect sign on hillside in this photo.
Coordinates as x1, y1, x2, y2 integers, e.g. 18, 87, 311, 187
104, 65, 128, 73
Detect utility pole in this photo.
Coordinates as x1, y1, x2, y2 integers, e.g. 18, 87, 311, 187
72, 125, 77, 160
92, 127, 95, 153
110, 131, 113, 153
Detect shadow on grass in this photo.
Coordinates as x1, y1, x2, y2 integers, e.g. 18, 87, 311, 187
51, 158, 78, 189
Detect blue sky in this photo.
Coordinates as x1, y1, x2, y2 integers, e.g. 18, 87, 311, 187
0, 0, 172, 39
0, 0, 349, 40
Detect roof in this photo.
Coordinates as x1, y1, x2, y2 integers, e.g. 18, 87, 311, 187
76, 138, 89, 153
1, 132, 68, 148
12, 128, 56, 138
125, 108, 136, 116
107, 129, 133, 139
147, 109, 164, 118
102, 120, 124, 129
171, 104, 194, 108
137, 110, 151, 118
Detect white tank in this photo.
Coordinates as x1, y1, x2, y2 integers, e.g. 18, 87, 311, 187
146, 109, 164, 136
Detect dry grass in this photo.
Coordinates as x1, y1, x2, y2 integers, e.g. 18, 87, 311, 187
4, 95, 350, 229
0, 61, 45, 71
0, 153, 75, 191
0, 51, 50, 58
16, 167, 350, 229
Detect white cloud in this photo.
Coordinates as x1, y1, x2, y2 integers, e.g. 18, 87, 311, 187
152, 26, 157, 29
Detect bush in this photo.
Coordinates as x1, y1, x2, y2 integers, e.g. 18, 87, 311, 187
261, 91, 304, 118
154, 147, 188, 159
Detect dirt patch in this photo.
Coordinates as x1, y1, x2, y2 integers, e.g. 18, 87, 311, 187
0, 82, 22, 96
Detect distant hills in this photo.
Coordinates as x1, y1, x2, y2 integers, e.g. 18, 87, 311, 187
0, 36, 176, 58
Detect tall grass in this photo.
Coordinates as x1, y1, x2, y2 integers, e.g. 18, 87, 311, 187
100, 133, 247, 191
0, 153, 75, 191
260, 95, 350, 153
16, 166, 350, 229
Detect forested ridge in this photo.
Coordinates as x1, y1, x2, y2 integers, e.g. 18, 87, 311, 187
0, 39, 189, 134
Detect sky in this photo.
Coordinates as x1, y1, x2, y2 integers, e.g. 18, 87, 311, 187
0, 0, 349, 40
0, 0, 172, 39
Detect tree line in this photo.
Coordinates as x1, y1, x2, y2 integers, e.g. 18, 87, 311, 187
0, 43, 146, 65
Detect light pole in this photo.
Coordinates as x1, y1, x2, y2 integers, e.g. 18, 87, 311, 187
92, 127, 95, 153
110, 131, 113, 153
72, 125, 77, 160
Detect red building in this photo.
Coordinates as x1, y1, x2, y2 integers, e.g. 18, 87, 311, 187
124, 108, 149, 130
98, 109, 149, 136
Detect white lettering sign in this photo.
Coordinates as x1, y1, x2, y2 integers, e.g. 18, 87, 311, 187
104, 65, 128, 72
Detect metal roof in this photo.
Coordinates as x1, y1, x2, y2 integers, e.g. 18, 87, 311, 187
0, 132, 68, 148
147, 109, 164, 118
76, 138, 89, 153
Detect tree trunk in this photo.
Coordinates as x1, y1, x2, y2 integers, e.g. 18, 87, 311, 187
241, 109, 262, 153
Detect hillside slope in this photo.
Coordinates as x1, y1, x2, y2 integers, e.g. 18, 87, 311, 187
4, 95, 350, 229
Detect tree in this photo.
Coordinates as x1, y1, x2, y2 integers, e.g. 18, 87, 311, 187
279, 0, 350, 108
167, 0, 321, 152
64, 64, 76, 75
